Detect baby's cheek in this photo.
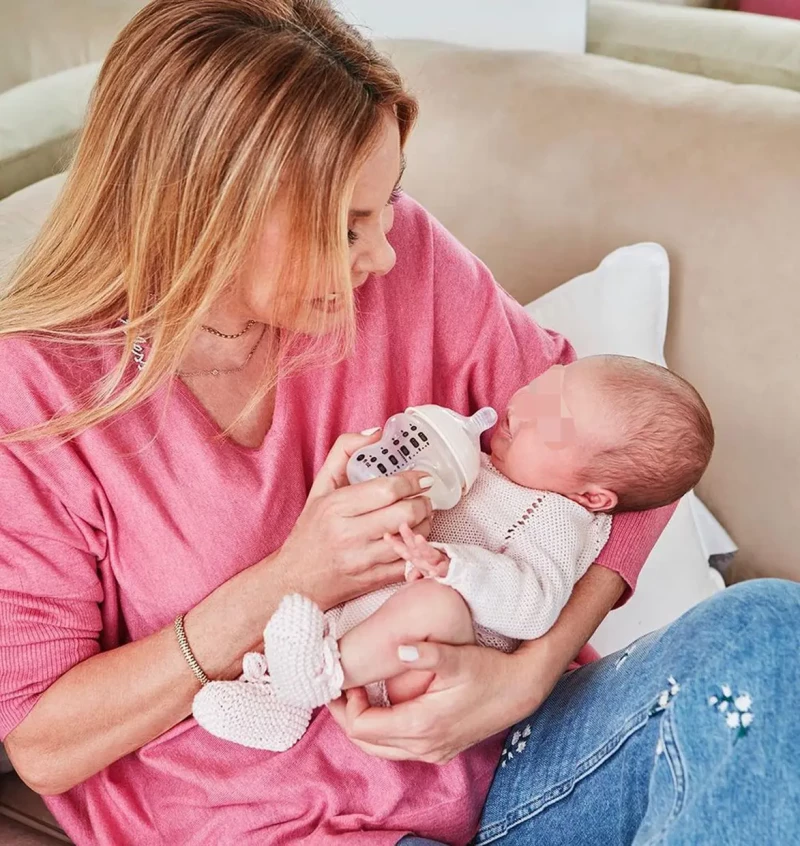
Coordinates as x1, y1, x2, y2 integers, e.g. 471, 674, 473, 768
543, 417, 577, 451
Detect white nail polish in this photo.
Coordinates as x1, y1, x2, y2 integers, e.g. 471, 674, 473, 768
419, 477, 434, 490
398, 645, 419, 663
360, 427, 380, 436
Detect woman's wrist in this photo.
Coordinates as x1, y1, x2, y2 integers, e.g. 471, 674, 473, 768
504, 567, 627, 721
184, 550, 290, 681
501, 648, 553, 721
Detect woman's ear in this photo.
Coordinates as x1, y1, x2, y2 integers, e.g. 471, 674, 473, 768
569, 486, 618, 513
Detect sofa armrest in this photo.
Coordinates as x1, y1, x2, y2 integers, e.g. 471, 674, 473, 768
0, 62, 99, 200
589, 0, 800, 91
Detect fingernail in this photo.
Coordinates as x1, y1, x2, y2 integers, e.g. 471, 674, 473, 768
398, 646, 419, 663
360, 427, 380, 436
419, 476, 434, 490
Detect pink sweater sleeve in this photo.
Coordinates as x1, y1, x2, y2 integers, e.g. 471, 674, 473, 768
426, 210, 675, 600
0, 449, 103, 739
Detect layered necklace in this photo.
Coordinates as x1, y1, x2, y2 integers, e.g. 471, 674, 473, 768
178, 320, 266, 379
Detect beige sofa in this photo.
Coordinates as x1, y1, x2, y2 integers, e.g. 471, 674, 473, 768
2, 8, 800, 846
3, 0, 800, 201
589, 0, 800, 90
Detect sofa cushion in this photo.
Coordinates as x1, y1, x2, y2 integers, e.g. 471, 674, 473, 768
0, 174, 65, 286
589, 0, 800, 90
0, 65, 99, 200
0, 0, 144, 94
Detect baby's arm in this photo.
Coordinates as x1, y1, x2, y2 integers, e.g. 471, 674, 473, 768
389, 504, 612, 641
432, 540, 575, 640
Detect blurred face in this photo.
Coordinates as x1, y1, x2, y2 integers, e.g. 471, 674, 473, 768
490, 359, 622, 510
236, 112, 402, 329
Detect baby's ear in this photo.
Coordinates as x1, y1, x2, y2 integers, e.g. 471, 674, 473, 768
570, 487, 618, 513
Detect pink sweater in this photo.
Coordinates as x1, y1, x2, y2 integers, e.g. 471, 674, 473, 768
0, 197, 673, 845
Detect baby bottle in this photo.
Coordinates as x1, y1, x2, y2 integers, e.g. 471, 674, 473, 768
346, 405, 498, 510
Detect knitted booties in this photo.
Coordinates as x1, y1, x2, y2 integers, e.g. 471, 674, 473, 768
264, 594, 345, 709
192, 652, 311, 751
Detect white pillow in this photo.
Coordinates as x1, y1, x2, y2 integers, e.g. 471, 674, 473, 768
524, 243, 726, 655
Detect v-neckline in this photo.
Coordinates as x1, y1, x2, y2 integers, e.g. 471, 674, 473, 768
121, 317, 288, 454
171, 374, 286, 454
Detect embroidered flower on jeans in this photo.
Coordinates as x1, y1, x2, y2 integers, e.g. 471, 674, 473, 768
501, 724, 532, 767
650, 676, 681, 716
709, 684, 754, 742
726, 711, 741, 729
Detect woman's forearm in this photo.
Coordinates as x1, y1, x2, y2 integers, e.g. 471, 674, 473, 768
510, 564, 626, 713
5, 553, 290, 796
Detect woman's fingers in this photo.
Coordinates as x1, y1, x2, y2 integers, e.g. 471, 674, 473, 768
359, 494, 432, 540
328, 695, 415, 761
333, 472, 433, 518
308, 431, 382, 498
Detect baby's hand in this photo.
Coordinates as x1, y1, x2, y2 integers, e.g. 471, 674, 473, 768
384, 523, 450, 581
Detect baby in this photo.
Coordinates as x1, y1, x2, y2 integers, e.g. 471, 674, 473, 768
194, 355, 714, 750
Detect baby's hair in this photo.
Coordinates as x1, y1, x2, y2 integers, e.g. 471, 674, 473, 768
588, 356, 714, 512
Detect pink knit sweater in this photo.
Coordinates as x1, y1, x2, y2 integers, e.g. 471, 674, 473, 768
0, 197, 673, 845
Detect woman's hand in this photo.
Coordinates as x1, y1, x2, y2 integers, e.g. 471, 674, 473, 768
328, 566, 627, 764
277, 431, 434, 610
328, 642, 542, 764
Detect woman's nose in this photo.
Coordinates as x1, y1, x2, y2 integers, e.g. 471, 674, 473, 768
353, 234, 396, 281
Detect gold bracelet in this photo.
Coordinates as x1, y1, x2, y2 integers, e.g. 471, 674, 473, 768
174, 614, 210, 687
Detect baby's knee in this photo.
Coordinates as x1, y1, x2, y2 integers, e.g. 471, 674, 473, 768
394, 579, 474, 643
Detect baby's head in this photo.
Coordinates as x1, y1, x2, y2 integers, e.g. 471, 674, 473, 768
490, 356, 714, 513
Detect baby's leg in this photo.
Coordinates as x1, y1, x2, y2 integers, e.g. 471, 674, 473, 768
338, 579, 474, 704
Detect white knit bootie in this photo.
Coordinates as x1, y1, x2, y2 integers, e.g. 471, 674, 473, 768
264, 594, 345, 709
192, 652, 311, 751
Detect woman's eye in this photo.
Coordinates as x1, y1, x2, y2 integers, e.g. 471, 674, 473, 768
347, 229, 358, 245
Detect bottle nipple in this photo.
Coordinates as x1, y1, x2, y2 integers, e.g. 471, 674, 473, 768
465, 407, 498, 438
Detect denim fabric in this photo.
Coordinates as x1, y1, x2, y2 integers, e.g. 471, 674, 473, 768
475, 579, 800, 845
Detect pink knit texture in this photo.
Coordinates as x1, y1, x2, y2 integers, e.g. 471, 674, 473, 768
0, 196, 674, 845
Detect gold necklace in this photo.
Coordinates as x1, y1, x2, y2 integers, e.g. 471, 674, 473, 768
200, 320, 258, 340
179, 325, 267, 378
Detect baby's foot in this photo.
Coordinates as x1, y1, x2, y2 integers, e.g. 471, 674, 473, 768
264, 594, 345, 709
192, 653, 311, 751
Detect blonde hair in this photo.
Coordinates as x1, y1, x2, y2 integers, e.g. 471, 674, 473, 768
0, 0, 417, 442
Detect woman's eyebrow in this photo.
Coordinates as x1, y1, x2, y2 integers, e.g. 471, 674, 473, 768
351, 155, 407, 218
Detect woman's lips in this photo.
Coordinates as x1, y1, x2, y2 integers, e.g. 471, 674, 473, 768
310, 293, 342, 312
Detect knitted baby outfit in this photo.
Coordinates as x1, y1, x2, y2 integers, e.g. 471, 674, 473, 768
193, 455, 611, 749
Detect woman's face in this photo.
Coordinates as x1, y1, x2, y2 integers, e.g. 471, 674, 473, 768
238, 112, 403, 330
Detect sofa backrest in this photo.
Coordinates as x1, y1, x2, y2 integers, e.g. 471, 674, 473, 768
0, 0, 145, 93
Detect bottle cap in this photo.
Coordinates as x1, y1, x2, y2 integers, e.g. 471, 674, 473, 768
407, 405, 498, 494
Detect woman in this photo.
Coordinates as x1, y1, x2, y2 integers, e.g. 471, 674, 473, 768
0, 2, 797, 844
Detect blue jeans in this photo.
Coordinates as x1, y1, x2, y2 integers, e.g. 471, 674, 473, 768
403, 579, 800, 845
